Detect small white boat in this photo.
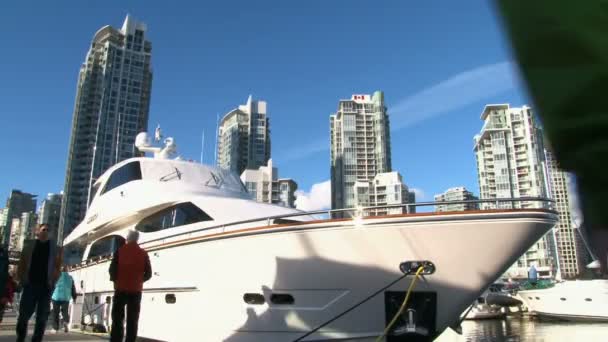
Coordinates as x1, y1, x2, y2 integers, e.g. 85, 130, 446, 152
465, 303, 505, 320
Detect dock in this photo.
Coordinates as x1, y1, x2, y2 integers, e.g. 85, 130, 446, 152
0, 312, 106, 342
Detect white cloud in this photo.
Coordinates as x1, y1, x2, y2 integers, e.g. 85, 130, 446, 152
410, 188, 425, 201
391, 61, 519, 130
295, 180, 331, 211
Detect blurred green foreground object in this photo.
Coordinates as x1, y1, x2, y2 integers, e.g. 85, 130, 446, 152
496, 1, 608, 274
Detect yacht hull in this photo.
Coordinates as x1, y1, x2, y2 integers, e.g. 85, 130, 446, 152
70, 210, 557, 341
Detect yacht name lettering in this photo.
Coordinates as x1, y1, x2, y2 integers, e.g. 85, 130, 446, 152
86, 213, 98, 224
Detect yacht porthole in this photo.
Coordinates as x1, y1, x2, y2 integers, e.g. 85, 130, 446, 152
585, 298, 592, 302
270, 293, 295, 305
535, 297, 540, 300
560, 297, 566, 301
528, 297, 533, 300
243, 293, 265, 305
165, 294, 176, 304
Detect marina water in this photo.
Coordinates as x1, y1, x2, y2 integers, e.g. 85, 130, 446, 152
456, 316, 608, 341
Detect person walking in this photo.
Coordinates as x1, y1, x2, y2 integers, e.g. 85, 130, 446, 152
50, 266, 77, 333
0, 245, 8, 298
0, 270, 17, 323
15, 223, 62, 342
109, 230, 152, 342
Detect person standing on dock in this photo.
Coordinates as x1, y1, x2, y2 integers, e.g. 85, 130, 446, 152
109, 230, 152, 342
15, 223, 62, 342
50, 265, 77, 333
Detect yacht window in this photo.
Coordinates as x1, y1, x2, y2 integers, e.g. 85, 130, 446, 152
87, 235, 125, 260
102, 162, 142, 194
136, 202, 213, 233
90, 182, 101, 204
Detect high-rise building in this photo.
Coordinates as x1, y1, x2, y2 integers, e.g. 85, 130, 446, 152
330, 91, 391, 210
277, 179, 298, 209
474, 104, 548, 209
8, 218, 21, 252
474, 104, 554, 279
59, 16, 153, 242
353, 172, 415, 215
1, 190, 36, 247
545, 149, 589, 278
217, 95, 270, 175
434, 187, 479, 212
240, 159, 298, 208
0, 209, 8, 241
8, 212, 37, 252
38, 193, 63, 236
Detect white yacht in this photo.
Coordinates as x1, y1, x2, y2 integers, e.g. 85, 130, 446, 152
518, 279, 608, 322
64, 132, 559, 341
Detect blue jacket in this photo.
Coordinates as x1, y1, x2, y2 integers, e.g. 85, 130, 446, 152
51, 272, 76, 302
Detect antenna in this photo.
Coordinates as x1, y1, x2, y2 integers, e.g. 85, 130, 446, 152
214, 113, 219, 165
200, 129, 205, 164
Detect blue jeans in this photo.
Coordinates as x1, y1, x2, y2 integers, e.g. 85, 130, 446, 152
16, 284, 51, 342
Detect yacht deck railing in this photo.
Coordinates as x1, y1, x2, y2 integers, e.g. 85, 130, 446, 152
67, 197, 555, 270
145, 196, 555, 248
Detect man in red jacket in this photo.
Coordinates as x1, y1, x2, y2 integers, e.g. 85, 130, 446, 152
109, 230, 152, 342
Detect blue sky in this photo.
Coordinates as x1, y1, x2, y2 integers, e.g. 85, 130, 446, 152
0, 0, 529, 210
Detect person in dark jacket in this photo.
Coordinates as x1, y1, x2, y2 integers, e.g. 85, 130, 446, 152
15, 223, 62, 342
109, 230, 152, 342
0, 245, 8, 300
0, 271, 17, 323
50, 265, 77, 333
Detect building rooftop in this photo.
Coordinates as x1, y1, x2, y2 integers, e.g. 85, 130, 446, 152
480, 104, 510, 120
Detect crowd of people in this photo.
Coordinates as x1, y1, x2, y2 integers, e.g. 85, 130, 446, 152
0, 223, 151, 342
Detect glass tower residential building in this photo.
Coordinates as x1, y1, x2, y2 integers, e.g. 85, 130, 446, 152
217, 95, 270, 176
277, 179, 298, 209
434, 187, 479, 212
38, 193, 63, 234
240, 159, 298, 208
330, 91, 392, 210
8, 212, 37, 253
353, 172, 415, 216
1, 190, 37, 247
545, 149, 588, 278
474, 104, 555, 279
473, 104, 548, 209
59, 16, 153, 242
